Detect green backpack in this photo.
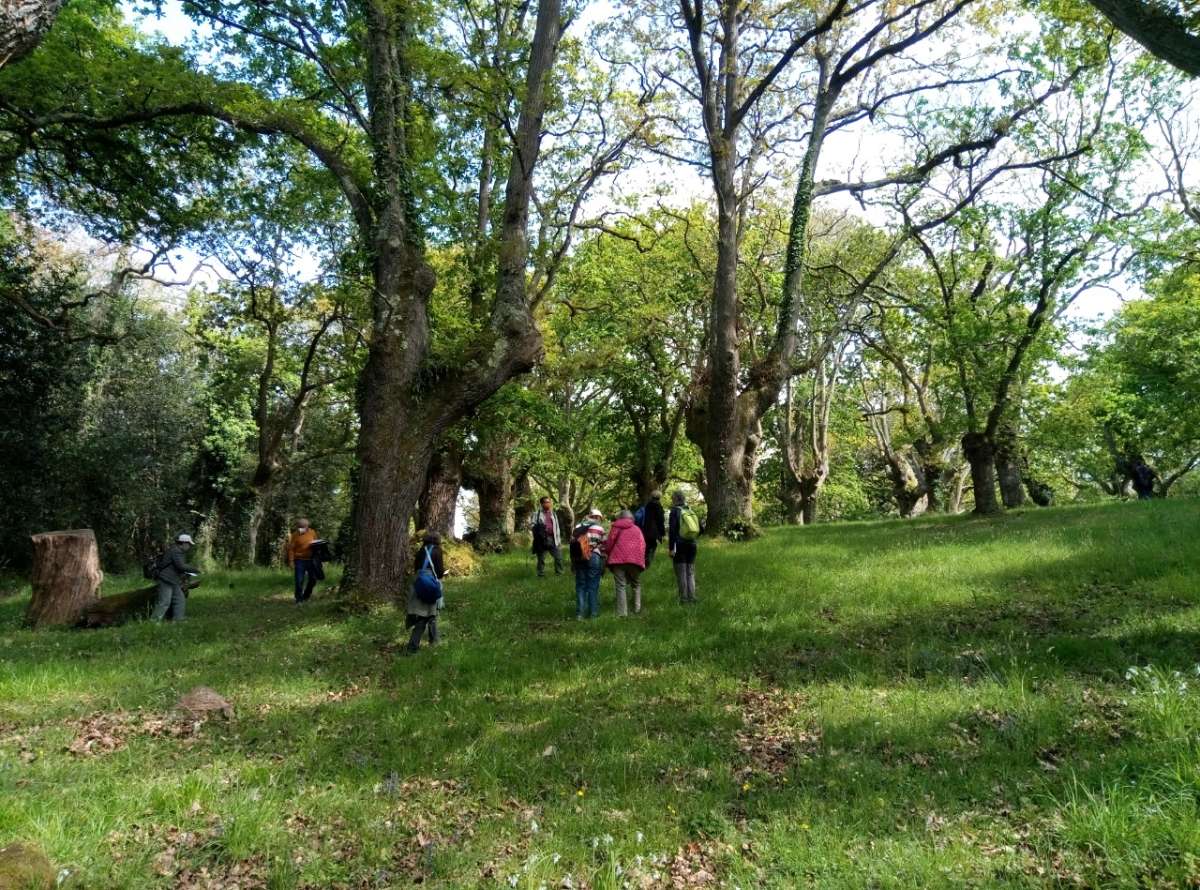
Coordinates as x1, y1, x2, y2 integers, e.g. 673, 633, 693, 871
679, 508, 700, 540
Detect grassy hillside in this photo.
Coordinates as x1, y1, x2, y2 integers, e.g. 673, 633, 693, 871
2, 500, 1200, 888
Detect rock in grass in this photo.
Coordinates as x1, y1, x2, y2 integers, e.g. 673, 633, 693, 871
176, 686, 234, 720
0, 843, 55, 890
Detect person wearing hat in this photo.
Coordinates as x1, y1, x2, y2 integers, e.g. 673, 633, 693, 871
636, 490, 667, 567
151, 533, 199, 622
572, 508, 607, 620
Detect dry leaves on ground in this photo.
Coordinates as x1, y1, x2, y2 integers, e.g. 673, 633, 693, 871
67, 710, 205, 757
731, 687, 820, 784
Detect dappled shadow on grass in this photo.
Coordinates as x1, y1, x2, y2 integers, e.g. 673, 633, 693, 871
4, 500, 1200, 885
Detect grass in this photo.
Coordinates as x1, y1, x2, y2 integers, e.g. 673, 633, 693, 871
2, 499, 1200, 887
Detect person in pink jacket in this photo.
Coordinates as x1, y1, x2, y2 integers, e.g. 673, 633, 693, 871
604, 509, 647, 616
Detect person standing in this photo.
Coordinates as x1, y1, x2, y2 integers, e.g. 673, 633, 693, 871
406, 532, 446, 653
531, 496, 564, 577
605, 509, 647, 616
668, 491, 699, 604
573, 508, 607, 619
637, 490, 666, 567
152, 533, 199, 622
1130, 456, 1158, 501
285, 518, 320, 603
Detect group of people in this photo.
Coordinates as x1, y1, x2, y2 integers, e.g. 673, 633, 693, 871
150, 493, 702, 649
531, 490, 701, 620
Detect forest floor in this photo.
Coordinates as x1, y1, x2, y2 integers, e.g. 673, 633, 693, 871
3, 500, 1200, 888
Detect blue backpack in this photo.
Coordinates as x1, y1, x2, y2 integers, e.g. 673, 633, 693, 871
413, 546, 443, 605
634, 505, 646, 529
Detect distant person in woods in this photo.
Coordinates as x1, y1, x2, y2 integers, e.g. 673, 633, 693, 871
634, 490, 666, 567
605, 509, 647, 616
1131, 457, 1158, 501
668, 491, 700, 604
152, 533, 199, 622
531, 496, 564, 577
284, 518, 321, 604
571, 508, 607, 620
406, 532, 446, 653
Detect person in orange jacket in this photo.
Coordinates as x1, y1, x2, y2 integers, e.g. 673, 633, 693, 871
285, 518, 320, 603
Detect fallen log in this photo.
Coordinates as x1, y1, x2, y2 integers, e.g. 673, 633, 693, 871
25, 529, 103, 628
77, 578, 201, 629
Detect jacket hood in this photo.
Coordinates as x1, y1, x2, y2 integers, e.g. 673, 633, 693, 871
611, 517, 635, 531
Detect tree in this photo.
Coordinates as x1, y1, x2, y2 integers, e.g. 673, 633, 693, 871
0, 0, 64, 69
1049, 266, 1200, 498
1083, 0, 1200, 77
0, 0, 578, 599
632, 0, 1084, 533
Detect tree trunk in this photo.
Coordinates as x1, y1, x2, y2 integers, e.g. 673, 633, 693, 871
1085, 0, 1200, 78
946, 464, 970, 514
25, 529, 103, 628
474, 470, 513, 551
418, 442, 463, 539
994, 425, 1026, 509
512, 468, 534, 533
0, 0, 63, 69
962, 432, 1001, 514
800, 481, 819, 525
78, 578, 201, 628
996, 455, 1026, 509
247, 485, 270, 565
348, 0, 560, 600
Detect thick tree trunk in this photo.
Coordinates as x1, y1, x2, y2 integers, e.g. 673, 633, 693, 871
0, 0, 63, 69
78, 579, 201, 628
418, 442, 463, 539
800, 484, 819, 525
348, 0, 560, 599
691, 397, 760, 533
996, 454, 1026, 508
781, 471, 824, 525
994, 425, 1026, 508
25, 529, 103, 628
1085, 0, 1200, 78
962, 432, 1001, 515
512, 469, 533, 533
474, 472, 513, 551
885, 455, 927, 519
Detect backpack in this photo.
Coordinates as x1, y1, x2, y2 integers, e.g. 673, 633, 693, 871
634, 506, 646, 529
413, 546, 443, 605
142, 552, 164, 581
679, 508, 700, 541
569, 524, 592, 564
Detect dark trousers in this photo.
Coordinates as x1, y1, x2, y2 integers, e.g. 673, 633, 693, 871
293, 558, 318, 602
537, 544, 564, 576
407, 614, 439, 651
645, 540, 659, 567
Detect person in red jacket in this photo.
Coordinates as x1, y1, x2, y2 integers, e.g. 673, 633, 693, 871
604, 509, 647, 616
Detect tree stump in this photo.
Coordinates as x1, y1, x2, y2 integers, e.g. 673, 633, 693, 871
78, 579, 200, 629
25, 529, 103, 629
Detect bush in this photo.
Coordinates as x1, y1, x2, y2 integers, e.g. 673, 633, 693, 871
722, 518, 761, 542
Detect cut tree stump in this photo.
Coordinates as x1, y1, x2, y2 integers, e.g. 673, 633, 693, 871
78, 578, 201, 629
25, 529, 103, 629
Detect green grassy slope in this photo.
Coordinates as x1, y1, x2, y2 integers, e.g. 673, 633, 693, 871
2, 500, 1199, 888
